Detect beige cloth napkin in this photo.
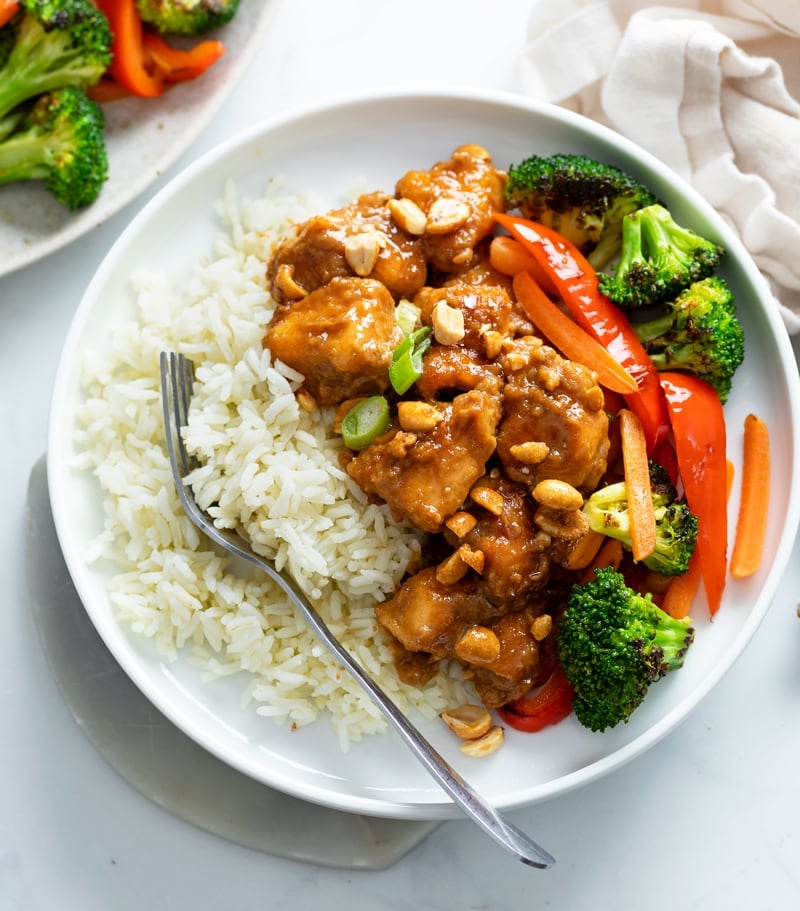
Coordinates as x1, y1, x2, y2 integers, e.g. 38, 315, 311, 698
518, 0, 800, 333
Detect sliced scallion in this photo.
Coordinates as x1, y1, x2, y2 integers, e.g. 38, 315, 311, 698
389, 326, 431, 394
341, 396, 390, 449
395, 299, 422, 337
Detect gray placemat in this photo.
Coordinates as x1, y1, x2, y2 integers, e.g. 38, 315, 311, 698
25, 456, 439, 870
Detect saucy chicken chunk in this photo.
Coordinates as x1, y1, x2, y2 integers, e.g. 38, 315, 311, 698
346, 388, 502, 533
395, 144, 506, 273
264, 276, 402, 404
497, 337, 609, 493
267, 190, 427, 303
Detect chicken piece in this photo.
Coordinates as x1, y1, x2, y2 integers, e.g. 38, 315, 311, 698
459, 475, 553, 608
395, 144, 506, 274
417, 280, 515, 354
267, 190, 427, 303
414, 344, 503, 401
469, 608, 544, 708
263, 276, 403, 405
346, 388, 502, 533
497, 337, 609, 493
375, 566, 495, 660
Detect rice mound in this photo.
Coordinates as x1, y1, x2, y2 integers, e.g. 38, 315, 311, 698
75, 180, 472, 750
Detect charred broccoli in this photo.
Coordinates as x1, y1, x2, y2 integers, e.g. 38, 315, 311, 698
582, 462, 698, 577
502, 153, 657, 269
631, 276, 745, 403
135, 0, 240, 35
0, 0, 113, 122
598, 203, 724, 308
557, 566, 695, 732
0, 86, 108, 209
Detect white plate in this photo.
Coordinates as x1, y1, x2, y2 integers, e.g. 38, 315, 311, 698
48, 88, 800, 820
0, 0, 273, 278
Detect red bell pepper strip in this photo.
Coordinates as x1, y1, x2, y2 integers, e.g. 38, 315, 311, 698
494, 212, 670, 452
94, 0, 225, 99
141, 32, 225, 86
498, 663, 574, 733
96, 0, 163, 97
660, 372, 728, 616
0, 1, 19, 28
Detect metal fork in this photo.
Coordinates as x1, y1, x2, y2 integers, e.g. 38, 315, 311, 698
159, 351, 556, 869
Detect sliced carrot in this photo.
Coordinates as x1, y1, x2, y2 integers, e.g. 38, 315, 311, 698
489, 235, 557, 295
618, 408, 656, 563
580, 537, 624, 583
661, 552, 702, 619
512, 271, 639, 395
730, 413, 770, 578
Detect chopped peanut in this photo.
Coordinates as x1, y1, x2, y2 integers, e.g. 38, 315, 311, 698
481, 329, 503, 360
458, 545, 485, 574
435, 550, 471, 584
388, 197, 427, 235
531, 614, 552, 641
431, 299, 465, 345
397, 400, 442, 433
532, 479, 584, 511
445, 511, 478, 538
273, 263, 307, 301
344, 231, 382, 276
440, 704, 493, 740
296, 390, 318, 413
455, 626, 501, 665
426, 197, 470, 234
509, 441, 549, 465
470, 486, 504, 516
460, 725, 505, 757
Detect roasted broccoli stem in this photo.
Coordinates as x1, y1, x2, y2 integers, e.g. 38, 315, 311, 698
502, 153, 658, 269
0, 0, 113, 122
0, 86, 108, 209
598, 203, 724, 308
582, 461, 698, 577
557, 566, 695, 732
135, 0, 240, 35
631, 276, 745, 403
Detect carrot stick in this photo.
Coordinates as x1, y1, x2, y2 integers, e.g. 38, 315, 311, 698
580, 537, 624, 583
730, 413, 770, 578
661, 552, 702, 619
618, 408, 656, 563
489, 235, 558, 295
512, 272, 639, 395
0, 1, 18, 28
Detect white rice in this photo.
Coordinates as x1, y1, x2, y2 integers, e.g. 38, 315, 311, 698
75, 179, 472, 750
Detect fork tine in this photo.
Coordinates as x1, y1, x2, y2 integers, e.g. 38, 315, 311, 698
174, 353, 196, 475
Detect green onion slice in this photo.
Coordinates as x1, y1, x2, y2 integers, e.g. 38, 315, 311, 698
389, 326, 431, 394
341, 396, 391, 449
395, 299, 422, 337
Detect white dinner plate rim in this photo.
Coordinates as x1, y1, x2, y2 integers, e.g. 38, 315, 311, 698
47, 86, 800, 819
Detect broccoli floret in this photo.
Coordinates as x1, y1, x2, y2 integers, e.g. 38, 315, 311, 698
503, 153, 658, 269
0, 86, 108, 209
557, 566, 695, 731
135, 0, 240, 35
631, 276, 745, 403
598, 203, 724, 308
0, 0, 113, 122
582, 461, 698, 576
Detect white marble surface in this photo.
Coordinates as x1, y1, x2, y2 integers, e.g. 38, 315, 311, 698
2, 1, 800, 907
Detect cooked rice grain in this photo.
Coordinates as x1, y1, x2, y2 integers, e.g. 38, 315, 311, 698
76, 181, 471, 748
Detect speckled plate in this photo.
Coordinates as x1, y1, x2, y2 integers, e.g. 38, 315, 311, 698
0, 0, 273, 279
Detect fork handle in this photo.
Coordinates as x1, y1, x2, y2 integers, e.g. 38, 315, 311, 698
219, 533, 555, 869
